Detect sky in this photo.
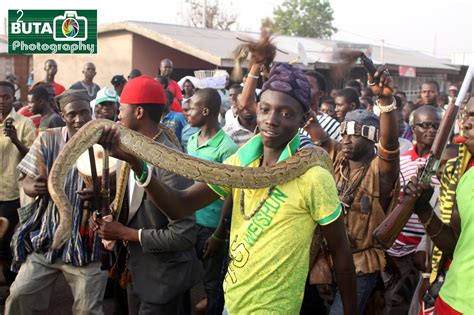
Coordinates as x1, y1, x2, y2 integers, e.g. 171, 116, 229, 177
1, 0, 472, 59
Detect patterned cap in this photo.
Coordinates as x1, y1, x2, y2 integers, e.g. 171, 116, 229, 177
261, 63, 311, 112
56, 89, 91, 110
345, 109, 380, 129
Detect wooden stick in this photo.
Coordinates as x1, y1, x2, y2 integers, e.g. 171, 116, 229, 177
88, 147, 100, 211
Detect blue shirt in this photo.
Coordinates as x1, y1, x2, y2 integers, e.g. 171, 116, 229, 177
187, 129, 238, 228
181, 125, 199, 152
162, 111, 188, 143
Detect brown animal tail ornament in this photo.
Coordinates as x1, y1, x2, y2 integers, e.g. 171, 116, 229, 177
231, 28, 277, 81
331, 49, 378, 81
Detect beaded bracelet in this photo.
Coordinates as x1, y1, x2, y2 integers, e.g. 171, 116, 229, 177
375, 96, 397, 113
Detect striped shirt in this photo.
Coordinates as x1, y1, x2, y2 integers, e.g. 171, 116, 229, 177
300, 113, 342, 141
299, 133, 314, 149
12, 127, 101, 270
387, 145, 440, 258
223, 116, 256, 147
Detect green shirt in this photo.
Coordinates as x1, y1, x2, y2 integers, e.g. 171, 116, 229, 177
187, 128, 238, 228
439, 166, 474, 312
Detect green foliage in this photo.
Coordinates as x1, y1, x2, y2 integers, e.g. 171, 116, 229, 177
272, 0, 337, 38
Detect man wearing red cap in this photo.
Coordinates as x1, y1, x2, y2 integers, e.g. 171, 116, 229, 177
91, 76, 202, 314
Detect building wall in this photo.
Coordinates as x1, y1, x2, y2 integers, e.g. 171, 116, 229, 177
0, 54, 31, 103
132, 34, 217, 80
33, 31, 133, 90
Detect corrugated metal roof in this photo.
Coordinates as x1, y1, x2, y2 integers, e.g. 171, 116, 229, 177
99, 21, 459, 72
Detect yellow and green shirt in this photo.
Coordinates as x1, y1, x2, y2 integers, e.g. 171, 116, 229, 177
439, 166, 474, 313
209, 133, 341, 314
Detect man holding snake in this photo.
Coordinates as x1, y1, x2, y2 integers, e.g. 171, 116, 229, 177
93, 63, 358, 314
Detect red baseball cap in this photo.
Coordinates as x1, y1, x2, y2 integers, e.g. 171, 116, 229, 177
120, 75, 166, 105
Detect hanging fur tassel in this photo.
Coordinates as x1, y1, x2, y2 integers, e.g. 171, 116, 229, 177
231, 28, 277, 82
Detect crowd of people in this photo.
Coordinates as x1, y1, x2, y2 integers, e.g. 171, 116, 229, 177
0, 53, 472, 315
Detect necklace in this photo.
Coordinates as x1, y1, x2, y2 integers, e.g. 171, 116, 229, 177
338, 160, 370, 210
239, 186, 276, 220
81, 81, 95, 97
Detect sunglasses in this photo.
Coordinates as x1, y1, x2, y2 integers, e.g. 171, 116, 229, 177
413, 122, 440, 130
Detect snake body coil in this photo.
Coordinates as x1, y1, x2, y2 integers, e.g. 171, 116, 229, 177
48, 119, 333, 249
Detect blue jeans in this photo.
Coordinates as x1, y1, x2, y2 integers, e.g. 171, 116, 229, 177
329, 272, 378, 315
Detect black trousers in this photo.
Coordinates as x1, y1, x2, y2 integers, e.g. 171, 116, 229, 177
195, 224, 226, 315
127, 281, 191, 315
0, 199, 20, 285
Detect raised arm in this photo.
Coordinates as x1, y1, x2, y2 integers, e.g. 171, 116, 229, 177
239, 63, 261, 115
369, 67, 400, 210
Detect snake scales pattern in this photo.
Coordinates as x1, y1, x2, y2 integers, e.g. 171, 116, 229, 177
48, 119, 334, 249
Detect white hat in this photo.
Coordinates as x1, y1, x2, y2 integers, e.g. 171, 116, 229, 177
90, 87, 119, 108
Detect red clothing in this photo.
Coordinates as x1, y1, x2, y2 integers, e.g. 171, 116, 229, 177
36, 81, 65, 96
167, 79, 183, 112
167, 80, 183, 101
169, 98, 182, 113
17, 106, 32, 117
467, 157, 474, 171
435, 296, 462, 315
51, 81, 65, 95
17, 107, 41, 128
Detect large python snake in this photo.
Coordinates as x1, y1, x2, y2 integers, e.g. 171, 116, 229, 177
48, 119, 334, 249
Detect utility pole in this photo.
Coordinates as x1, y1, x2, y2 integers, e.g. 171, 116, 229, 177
380, 39, 385, 64
202, 0, 207, 28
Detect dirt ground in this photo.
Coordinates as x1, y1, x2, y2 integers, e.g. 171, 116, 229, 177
0, 267, 205, 315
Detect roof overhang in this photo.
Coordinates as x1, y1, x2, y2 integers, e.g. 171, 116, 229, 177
99, 22, 222, 66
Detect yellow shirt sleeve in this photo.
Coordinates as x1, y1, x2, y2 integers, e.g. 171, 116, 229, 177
303, 166, 342, 225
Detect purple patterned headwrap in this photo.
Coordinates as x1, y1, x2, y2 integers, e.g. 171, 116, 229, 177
261, 63, 311, 112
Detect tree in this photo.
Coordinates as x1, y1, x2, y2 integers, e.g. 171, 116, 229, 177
272, 0, 337, 38
182, 0, 238, 30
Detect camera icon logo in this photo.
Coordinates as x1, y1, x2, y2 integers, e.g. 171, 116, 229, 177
53, 11, 88, 41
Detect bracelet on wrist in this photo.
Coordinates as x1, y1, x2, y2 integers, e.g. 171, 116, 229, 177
375, 96, 397, 113
421, 273, 431, 279
136, 167, 152, 188
211, 233, 225, 242
248, 73, 259, 80
428, 220, 444, 238
421, 210, 435, 229
134, 160, 149, 183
